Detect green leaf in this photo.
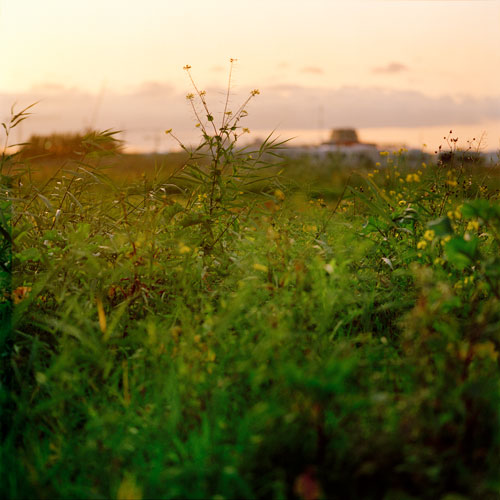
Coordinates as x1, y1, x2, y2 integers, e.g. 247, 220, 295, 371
427, 216, 453, 236
445, 236, 479, 269
461, 199, 500, 221
16, 247, 42, 262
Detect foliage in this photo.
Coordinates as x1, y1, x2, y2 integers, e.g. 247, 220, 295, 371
2, 75, 500, 499
20, 129, 123, 158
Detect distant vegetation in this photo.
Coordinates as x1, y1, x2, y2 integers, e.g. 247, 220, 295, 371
20, 129, 123, 158
2, 68, 500, 499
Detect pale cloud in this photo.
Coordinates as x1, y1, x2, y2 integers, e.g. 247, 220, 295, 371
250, 85, 500, 129
1, 83, 499, 150
372, 62, 409, 74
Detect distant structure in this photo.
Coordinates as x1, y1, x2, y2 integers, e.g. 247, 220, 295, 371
326, 128, 360, 146
316, 128, 378, 159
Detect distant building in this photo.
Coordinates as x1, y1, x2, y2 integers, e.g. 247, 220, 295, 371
316, 128, 378, 159
326, 128, 360, 146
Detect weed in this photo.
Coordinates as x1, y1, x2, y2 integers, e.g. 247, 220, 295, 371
165, 60, 288, 256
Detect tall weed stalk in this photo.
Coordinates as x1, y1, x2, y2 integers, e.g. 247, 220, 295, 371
167, 60, 288, 255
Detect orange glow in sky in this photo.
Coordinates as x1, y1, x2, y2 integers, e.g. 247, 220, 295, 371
1, 0, 499, 151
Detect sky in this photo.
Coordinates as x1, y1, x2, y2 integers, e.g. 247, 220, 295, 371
1, 0, 499, 152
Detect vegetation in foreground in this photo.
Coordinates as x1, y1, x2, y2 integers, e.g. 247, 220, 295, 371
1, 73, 500, 499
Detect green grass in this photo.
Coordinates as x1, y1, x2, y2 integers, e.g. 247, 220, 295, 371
2, 93, 500, 499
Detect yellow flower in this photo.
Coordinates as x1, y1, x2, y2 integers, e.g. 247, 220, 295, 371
417, 240, 427, 250
467, 220, 480, 231
424, 229, 435, 241
398, 200, 406, 206
405, 174, 420, 183
379, 151, 389, 157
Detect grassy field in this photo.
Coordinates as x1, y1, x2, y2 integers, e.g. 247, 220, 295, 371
2, 96, 500, 500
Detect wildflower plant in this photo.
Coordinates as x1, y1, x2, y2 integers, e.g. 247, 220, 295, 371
166, 60, 288, 255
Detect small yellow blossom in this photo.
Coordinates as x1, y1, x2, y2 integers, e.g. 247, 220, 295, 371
405, 174, 420, 183
379, 151, 389, 157
398, 200, 406, 206
417, 240, 427, 250
424, 229, 435, 241
463, 276, 474, 285
466, 220, 480, 231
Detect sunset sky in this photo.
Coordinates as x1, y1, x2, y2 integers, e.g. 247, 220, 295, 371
1, 0, 499, 152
